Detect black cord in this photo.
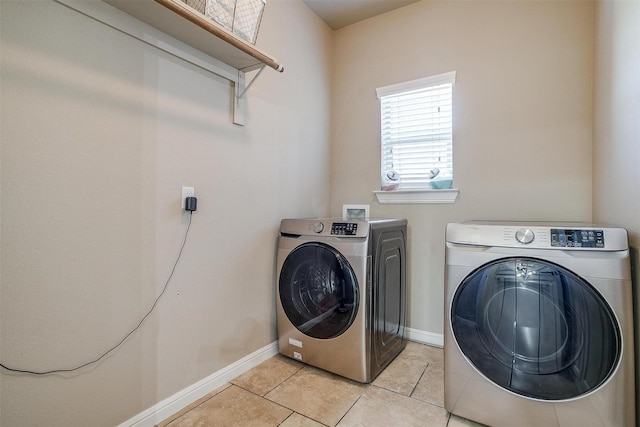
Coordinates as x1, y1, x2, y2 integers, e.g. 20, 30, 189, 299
0, 212, 193, 375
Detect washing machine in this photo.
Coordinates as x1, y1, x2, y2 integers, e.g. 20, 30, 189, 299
276, 218, 407, 383
444, 221, 635, 427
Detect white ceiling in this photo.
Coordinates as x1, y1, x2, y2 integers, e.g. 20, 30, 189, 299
302, 0, 421, 30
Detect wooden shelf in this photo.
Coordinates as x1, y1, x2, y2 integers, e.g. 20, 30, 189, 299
103, 0, 284, 72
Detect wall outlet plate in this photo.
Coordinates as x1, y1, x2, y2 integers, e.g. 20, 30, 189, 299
181, 186, 195, 209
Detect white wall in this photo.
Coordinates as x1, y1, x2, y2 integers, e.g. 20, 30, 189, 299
330, 0, 594, 337
593, 0, 640, 419
0, 0, 332, 425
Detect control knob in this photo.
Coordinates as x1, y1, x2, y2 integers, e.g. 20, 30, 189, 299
515, 228, 535, 244
313, 222, 324, 233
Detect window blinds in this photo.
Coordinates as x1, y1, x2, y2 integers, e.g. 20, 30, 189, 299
377, 71, 456, 189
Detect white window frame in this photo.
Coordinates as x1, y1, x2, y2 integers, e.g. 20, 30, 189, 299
374, 71, 458, 204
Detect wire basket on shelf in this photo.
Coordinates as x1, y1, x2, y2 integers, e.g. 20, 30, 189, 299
180, 0, 266, 45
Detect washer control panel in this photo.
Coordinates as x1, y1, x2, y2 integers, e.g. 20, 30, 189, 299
446, 222, 627, 251
551, 229, 604, 248
331, 222, 358, 236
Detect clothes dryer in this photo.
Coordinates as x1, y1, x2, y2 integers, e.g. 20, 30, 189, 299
276, 218, 407, 383
445, 221, 635, 427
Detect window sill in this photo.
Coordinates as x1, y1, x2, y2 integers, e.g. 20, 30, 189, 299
374, 188, 459, 204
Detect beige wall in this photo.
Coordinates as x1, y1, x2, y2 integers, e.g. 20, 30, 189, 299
594, 0, 640, 277
0, 0, 332, 425
593, 0, 640, 418
330, 0, 594, 336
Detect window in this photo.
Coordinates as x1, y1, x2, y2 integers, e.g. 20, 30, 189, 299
376, 71, 456, 191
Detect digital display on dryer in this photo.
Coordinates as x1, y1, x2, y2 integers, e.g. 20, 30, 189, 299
331, 222, 358, 235
550, 229, 605, 248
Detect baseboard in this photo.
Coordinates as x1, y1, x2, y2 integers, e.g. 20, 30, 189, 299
118, 341, 279, 427
406, 327, 444, 348
119, 328, 441, 426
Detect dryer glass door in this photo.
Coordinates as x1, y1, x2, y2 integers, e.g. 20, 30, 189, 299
279, 242, 359, 339
451, 257, 621, 401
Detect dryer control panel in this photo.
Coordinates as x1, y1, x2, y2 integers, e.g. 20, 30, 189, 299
331, 222, 358, 236
280, 218, 372, 238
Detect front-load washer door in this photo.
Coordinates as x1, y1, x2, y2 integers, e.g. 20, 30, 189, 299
451, 257, 621, 401
279, 242, 359, 339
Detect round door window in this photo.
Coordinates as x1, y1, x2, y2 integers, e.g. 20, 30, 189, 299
279, 243, 359, 339
451, 257, 621, 401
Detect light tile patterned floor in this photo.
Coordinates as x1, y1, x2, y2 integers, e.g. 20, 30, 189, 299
156, 341, 485, 427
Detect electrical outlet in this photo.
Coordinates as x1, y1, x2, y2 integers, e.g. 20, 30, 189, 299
181, 186, 195, 209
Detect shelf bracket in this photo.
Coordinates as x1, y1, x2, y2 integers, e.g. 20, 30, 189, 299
238, 65, 266, 100
233, 65, 266, 126
233, 71, 246, 126
54, 0, 283, 127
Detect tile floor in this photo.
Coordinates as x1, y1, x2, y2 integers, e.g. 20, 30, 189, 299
156, 341, 485, 427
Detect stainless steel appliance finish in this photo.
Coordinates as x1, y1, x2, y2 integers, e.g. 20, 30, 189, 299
445, 221, 635, 427
276, 218, 407, 383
